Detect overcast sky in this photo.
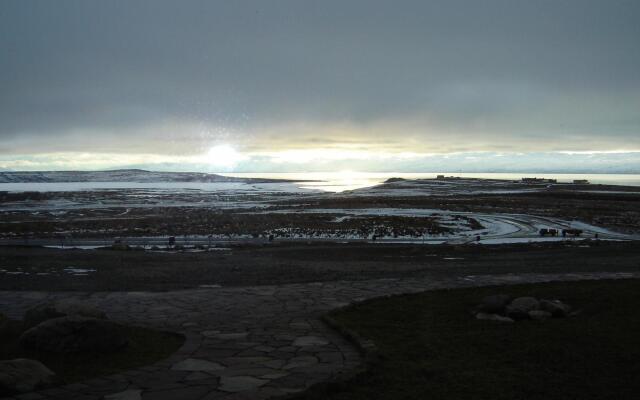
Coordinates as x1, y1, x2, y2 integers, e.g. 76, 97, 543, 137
1, 0, 639, 172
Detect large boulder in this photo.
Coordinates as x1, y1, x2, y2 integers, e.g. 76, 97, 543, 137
19, 316, 128, 353
55, 299, 107, 320
475, 312, 514, 323
0, 358, 55, 395
528, 310, 552, 321
23, 306, 65, 330
23, 300, 107, 329
540, 299, 571, 317
478, 294, 512, 314
506, 297, 540, 320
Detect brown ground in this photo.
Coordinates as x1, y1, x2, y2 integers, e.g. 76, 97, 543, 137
0, 209, 448, 238
288, 191, 640, 234
2, 183, 639, 239
2, 181, 638, 293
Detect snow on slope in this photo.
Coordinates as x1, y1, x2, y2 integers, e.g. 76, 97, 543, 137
0, 169, 289, 183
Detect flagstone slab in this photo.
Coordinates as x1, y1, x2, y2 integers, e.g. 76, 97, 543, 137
292, 336, 330, 347
104, 389, 142, 400
219, 376, 268, 392
0, 272, 637, 399
171, 358, 225, 372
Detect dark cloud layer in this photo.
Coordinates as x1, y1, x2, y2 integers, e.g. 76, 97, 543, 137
1, 0, 639, 155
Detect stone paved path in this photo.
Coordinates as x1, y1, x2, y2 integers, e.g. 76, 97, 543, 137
1, 271, 638, 400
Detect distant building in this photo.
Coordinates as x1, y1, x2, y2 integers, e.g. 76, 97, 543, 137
521, 177, 557, 184
573, 179, 590, 184
436, 175, 461, 180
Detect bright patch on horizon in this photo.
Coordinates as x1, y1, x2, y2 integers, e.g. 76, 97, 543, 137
204, 145, 246, 168
261, 148, 425, 164
0, 150, 639, 174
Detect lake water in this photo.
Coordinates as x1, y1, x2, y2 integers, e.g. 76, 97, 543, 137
224, 172, 640, 192
0, 172, 639, 193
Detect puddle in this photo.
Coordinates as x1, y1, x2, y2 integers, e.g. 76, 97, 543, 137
63, 267, 97, 275
44, 245, 106, 250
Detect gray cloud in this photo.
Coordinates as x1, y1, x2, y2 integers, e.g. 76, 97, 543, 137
1, 0, 639, 156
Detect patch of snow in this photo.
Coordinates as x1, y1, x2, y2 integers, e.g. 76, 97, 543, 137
44, 245, 105, 250
63, 267, 97, 274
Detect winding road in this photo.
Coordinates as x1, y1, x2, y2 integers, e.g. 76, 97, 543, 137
0, 209, 636, 250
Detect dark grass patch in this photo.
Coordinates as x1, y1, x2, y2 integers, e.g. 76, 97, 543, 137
2, 241, 640, 292
298, 279, 640, 400
0, 317, 183, 386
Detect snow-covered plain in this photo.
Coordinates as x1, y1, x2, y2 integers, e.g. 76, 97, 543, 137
251, 207, 636, 243
1, 175, 638, 245
0, 181, 315, 193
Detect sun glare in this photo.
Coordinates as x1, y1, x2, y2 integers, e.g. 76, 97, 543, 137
205, 145, 245, 168
266, 148, 372, 164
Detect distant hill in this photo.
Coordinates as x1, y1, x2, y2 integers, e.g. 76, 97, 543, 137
0, 169, 288, 183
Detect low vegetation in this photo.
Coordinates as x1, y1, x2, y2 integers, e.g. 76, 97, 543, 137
0, 208, 448, 239
298, 279, 640, 400
0, 317, 183, 387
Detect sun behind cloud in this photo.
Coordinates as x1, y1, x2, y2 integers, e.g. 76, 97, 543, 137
204, 145, 247, 168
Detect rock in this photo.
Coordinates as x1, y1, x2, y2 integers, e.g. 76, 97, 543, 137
475, 312, 514, 323
23, 305, 65, 330
19, 316, 128, 353
568, 309, 582, 317
261, 372, 289, 379
506, 309, 529, 320
292, 336, 329, 347
55, 299, 107, 320
283, 356, 318, 369
184, 371, 213, 381
478, 294, 512, 314
215, 332, 248, 340
528, 310, 552, 321
540, 299, 571, 317
0, 358, 55, 395
506, 297, 540, 320
219, 376, 268, 392
171, 358, 225, 372
104, 389, 142, 400
23, 300, 106, 329
510, 297, 540, 312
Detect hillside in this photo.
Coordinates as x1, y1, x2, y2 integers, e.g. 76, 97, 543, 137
0, 169, 285, 183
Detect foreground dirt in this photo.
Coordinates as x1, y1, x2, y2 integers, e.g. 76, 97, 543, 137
1, 272, 638, 399
1, 241, 639, 291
